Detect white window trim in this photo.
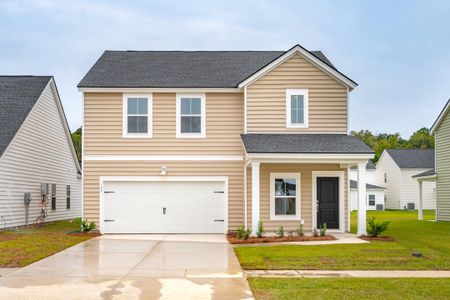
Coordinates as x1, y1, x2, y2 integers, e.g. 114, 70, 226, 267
176, 93, 206, 138
286, 89, 309, 128
122, 94, 153, 138
270, 172, 301, 221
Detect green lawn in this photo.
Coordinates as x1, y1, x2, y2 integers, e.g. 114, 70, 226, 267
0, 219, 96, 267
235, 210, 450, 270
248, 277, 450, 300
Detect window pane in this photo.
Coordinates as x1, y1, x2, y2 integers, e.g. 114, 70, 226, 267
275, 197, 296, 215
136, 116, 148, 133
128, 98, 138, 114
190, 98, 201, 114
190, 116, 201, 133
296, 108, 304, 124
181, 98, 191, 114
181, 116, 201, 133
290, 95, 304, 124
291, 109, 298, 123
275, 178, 296, 196
291, 96, 298, 109
137, 98, 147, 114
128, 116, 138, 133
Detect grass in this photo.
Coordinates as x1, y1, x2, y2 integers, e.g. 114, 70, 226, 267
248, 277, 450, 300
0, 218, 96, 267
235, 210, 450, 270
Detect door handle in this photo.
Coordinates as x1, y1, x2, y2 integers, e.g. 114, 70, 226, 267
163, 207, 166, 215
104, 219, 115, 222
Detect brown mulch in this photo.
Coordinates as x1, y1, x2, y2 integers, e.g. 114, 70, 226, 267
359, 235, 396, 242
227, 234, 336, 244
67, 231, 101, 237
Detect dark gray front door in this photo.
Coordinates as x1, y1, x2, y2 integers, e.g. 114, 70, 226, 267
317, 177, 339, 229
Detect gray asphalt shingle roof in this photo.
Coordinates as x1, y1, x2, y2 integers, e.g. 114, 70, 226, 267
350, 180, 384, 190
412, 169, 436, 178
78, 49, 336, 88
386, 149, 435, 169
241, 134, 374, 154
0, 76, 52, 157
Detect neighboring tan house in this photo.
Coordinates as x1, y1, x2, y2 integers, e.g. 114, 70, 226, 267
415, 99, 450, 221
78, 44, 374, 236
375, 149, 436, 210
0, 76, 81, 228
349, 160, 385, 211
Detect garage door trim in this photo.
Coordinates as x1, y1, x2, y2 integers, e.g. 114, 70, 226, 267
99, 176, 228, 234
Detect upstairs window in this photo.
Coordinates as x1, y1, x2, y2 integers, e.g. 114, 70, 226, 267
176, 94, 206, 138
286, 89, 309, 128
123, 94, 152, 138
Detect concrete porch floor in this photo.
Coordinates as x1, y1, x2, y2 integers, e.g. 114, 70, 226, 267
0, 234, 253, 300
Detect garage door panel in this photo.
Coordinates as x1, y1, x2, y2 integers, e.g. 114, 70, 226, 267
102, 180, 225, 233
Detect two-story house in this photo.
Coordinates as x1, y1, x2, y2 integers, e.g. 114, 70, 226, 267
78, 44, 373, 236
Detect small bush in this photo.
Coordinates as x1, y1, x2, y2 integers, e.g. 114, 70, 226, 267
80, 219, 96, 233
367, 217, 390, 237
296, 223, 304, 237
275, 226, 284, 238
313, 228, 319, 237
236, 225, 245, 238
256, 220, 264, 238
242, 228, 251, 240
319, 223, 327, 236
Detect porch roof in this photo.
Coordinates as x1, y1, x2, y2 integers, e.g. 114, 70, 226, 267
241, 134, 374, 154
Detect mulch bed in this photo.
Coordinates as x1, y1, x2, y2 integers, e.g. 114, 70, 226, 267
359, 235, 396, 242
227, 234, 336, 244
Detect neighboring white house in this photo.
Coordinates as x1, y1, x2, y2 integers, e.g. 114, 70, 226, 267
349, 160, 376, 183
350, 180, 385, 211
374, 149, 436, 210
0, 76, 81, 228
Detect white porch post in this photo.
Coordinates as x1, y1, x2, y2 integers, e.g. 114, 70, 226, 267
418, 180, 423, 220
251, 162, 260, 236
357, 162, 367, 236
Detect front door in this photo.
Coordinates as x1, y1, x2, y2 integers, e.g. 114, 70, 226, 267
317, 177, 339, 229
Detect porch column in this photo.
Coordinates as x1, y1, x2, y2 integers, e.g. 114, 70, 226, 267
357, 162, 367, 236
418, 181, 423, 220
251, 162, 260, 236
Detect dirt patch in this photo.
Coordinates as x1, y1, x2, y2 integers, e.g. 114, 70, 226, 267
359, 235, 396, 242
0, 232, 24, 241
227, 234, 336, 244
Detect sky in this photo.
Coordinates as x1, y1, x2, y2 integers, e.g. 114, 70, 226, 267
1, 0, 449, 137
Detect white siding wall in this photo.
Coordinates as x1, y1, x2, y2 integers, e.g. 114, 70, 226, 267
349, 169, 376, 184
400, 169, 436, 210
374, 152, 402, 209
350, 189, 385, 211
0, 83, 81, 228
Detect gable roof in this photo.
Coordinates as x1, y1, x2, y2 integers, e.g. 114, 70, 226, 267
431, 98, 450, 133
0, 76, 52, 157
78, 44, 355, 89
385, 149, 435, 169
412, 169, 436, 178
241, 134, 374, 154
350, 180, 384, 190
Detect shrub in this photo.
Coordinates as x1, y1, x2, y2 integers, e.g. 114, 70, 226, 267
367, 217, 390, 237
256, 220, 264, 238
242, 228, 251, 240
275, 226, 284, 238
80, 219, 96, 233
319, 223, 327, 236
236, 225, 245, 238
296, 223, 304, 237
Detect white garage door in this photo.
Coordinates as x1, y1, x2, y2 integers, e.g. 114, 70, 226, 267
101, 180, 226, 233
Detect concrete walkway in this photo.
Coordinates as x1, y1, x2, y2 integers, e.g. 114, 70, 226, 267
233, 232, 368, 247
0, 268, 19, 277
246, 270, 450, 278
0, 234, 253, 300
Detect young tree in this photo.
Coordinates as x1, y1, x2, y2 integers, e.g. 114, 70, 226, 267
71, 127, 82, 162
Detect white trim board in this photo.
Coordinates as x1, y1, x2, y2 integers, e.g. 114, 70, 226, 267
312, 171, 345, 232
83, 155, 244, 161
99, 175, 229, 234
431, 99, 450, 133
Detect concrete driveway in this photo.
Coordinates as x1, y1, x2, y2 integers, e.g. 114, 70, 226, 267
0, 234, 253, 300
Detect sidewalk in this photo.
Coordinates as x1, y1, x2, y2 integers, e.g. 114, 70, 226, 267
246, 270, 450, 278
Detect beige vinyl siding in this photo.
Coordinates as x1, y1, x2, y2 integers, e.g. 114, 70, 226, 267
246, 163, 348, 232
84, 92, 244, 155
436, 111, 450, 221
0, 83, 81, 228
246, 54, 348, 133
83, 160, 244, 230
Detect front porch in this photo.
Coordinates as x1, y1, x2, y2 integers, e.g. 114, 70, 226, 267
240, 134, 374, 236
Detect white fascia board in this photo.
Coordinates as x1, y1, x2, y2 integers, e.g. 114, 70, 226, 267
238, 45, 357, 90
84, 155, 244, 161
78, 87, 241, 93
431, 99, 450, 133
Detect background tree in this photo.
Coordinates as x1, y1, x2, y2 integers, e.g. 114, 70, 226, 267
71, 127, 82, 162
351, 128, 434, 163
